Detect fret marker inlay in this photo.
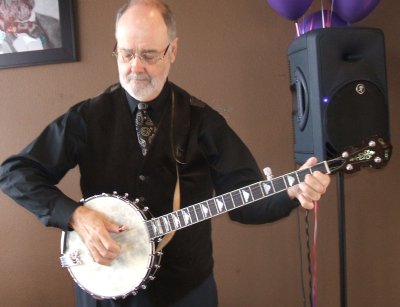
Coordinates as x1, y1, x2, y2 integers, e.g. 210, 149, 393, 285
242, 190, 250, 202
183, 211, 190, 225
216, 199, 224, 211
201, 204, 209, 216
287, 175, 296, 186
172, 214, 179, 227
162, 217, 170, 231
262, 183, 272, 195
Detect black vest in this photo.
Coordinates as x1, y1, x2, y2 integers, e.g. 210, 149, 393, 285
78, 83, 215, 305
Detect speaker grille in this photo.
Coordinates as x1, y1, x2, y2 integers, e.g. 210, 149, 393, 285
325, 80, 389, 156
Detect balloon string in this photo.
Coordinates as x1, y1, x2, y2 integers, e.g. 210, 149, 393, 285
309, 17, 314, 33
327, 0, 333, 27
295, 21, 300, 37
312, 200, 319, 307
320, 0, 325, 28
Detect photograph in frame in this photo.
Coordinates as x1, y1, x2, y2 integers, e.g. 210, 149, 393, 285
0, 0, 76, 69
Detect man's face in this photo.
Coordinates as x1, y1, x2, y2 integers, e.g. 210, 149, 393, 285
115, 5, 177, 102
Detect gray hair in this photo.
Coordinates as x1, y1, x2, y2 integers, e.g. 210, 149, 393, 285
115, 0, 177, 41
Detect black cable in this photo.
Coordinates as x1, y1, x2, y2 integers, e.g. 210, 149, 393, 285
337, 173, 347, 307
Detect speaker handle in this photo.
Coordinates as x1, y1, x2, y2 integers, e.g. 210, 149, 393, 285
294, 68, 309, 131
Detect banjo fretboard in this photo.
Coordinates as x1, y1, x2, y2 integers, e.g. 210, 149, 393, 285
145, 161, 330, 239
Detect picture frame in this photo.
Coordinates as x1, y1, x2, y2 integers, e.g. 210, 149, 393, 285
0, 0, 77, 69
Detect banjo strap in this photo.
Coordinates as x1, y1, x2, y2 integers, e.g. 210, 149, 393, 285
156, 164, 180, 252
154, 86, 204, 252
155, 90, 183, 252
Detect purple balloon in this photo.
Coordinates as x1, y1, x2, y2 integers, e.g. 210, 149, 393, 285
298, 10, 347, 35
267, 0, 313, 21
333, 0, 380, 23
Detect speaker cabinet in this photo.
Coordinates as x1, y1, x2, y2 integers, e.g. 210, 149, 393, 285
288, 27, 390, 164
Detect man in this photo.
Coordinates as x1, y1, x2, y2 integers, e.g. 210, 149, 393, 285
0, 0, 330, 306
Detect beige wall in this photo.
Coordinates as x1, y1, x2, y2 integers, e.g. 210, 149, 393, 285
0, 1, 399, 306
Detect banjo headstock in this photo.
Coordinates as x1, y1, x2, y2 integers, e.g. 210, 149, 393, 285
328, 136, 392, 174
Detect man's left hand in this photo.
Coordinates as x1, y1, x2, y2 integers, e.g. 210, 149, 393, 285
287, 157, 331, 209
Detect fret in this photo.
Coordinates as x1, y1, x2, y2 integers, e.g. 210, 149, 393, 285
168, 213, 179, 230
176, 210, 186, 227
166, 214, 175, 231
312, 162, 328, 174
240, 187, 253, 203
191, 205, 199, 221
146, 220, 156, 239
194, 203, 205, 221
322, 161, 331, 174
271, 177, 286, 192
297, 168, 311, 182
294, 171, 301, 184
208, 199, 219, 216
181, 208, 191, 226
282, 177, 288, 189
250, 183, 263, 201
160, 216, 170, 233
165, 216, 173, 232
154, 218, 164, 236
231, 190, 244, 208
173, 212, 181, 228
186, 207, 195, 223
174, 213, 181, 228
188, 206, 198, 223
167, 216, 173, 232
215, 196, 226, 213
223, 194, 235, 210
284, 172, 299, 188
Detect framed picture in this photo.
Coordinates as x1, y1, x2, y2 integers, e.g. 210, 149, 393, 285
0, 0, 77, 69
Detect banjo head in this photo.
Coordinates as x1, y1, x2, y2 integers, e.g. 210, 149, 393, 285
61, 194, 160, 299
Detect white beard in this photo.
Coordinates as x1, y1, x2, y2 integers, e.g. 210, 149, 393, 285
123, 70, 168, 101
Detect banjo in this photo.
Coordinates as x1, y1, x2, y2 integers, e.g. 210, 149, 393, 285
60, 136, 391, 299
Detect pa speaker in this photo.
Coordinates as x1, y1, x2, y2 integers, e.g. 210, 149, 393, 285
288, 27, 390, 164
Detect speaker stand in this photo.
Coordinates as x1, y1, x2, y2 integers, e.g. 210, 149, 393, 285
337, 173, 347, 307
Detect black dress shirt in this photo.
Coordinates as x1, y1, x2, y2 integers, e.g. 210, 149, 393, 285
0, 82, 299, 230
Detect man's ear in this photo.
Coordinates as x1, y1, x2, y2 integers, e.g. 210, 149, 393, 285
170, 37, 178, 63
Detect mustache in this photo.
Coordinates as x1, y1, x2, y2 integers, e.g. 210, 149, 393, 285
127, 73, 151, 82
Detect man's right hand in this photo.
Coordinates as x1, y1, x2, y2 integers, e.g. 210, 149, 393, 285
69, 206, 125, 266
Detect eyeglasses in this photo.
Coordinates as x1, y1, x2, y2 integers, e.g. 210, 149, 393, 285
112, 43, 170, 65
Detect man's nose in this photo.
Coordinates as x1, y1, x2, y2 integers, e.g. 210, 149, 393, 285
129, 56, 146, 71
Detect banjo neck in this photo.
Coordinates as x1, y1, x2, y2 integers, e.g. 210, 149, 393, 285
145, 161, 331, 240
145, 135, 392, 240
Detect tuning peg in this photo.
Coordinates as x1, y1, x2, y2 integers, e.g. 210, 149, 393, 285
263, 167, 274, 180
346, 164, 354, 171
